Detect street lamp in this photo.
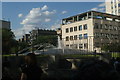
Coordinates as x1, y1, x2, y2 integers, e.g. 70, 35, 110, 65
30, 31, 34, 53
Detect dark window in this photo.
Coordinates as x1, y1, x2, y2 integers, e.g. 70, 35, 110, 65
109, 25, 112, 30
79, 25, 82, 30
118, 3, 120, 7
66, 28, 69, 33
79, 34, 82, 39
100, 24, 102, 29
94, 23, 99, 29
70, 36, 73, 40
111, 6, 113, 9
74, 35, 77, 40
70, 27, 73, 32
79, 44, 83, 48
66, 36, 69, 41
113, 26, 117, 31
83, 24, 87, 30
84, 43, 88, 49
105, 24, 108, 30
74, 26, 77, 31
66, 45, 69, 47
84, 33, 88, 39
119, 9, 120, 13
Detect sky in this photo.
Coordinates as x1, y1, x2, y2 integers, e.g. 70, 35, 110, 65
2, 2, 105, 39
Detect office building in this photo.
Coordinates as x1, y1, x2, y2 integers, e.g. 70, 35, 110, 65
61, 11, 120, 52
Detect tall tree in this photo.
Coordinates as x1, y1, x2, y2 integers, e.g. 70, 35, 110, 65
1, 28, 17, 54
101, 43, 120, 52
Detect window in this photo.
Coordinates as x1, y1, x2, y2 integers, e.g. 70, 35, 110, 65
94, 23, 99, 29
66, 28, 69, 33
112, 11, 113, 14
100, 33, 104, 38
70, 36, 73, 40
84, 33, 88, 39
79, 25, 82, 31
70, 44, 74, 47
79, 34, 82, 39
83, 24, 87, 30
66, 45, 69, 47
105, 24, 108, 30
109, 25, 112, 30
113, 26, 116, 30
119, 9, 120, 13
111, 1, 113, 4
79, 44, 83, 48
74, 35, 77, 40
70, 27, 73, 32
94, 42, 100, 47
99, 24, 102, 29
74, 26, 77, 31
111, 6, 113, 9
66, 36, 69, 41
113, 26, 117, 31
94, 33, 100, 38
84, 43, 88, 49
118, 3, 120, 7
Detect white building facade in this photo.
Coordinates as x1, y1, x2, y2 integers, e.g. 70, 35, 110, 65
61, 11, 120, 52
106, 0, 120, 15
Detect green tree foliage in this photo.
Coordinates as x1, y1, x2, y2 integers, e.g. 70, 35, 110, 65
18, 42, 29, 50
101, 43, 120, 52
1, 28, 18, 54
34, 35, 58, 46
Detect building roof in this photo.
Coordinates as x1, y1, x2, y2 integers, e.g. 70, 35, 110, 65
62, 11, 120, 20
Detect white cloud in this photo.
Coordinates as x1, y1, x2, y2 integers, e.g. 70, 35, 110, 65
14, 5, 57, 39
13, 25, 34, 39
43, 10, 56, 16
99, 8, 105, 12
41, 5, 48, 11
51, 20, 60, 30
90, 3, 105, 12
91, 7, 105, 12
18, 13, 23, 18
98, 3, 105, 7
61, 11, 67, 14
21, 7, 56, 25
91, 8, 98, 11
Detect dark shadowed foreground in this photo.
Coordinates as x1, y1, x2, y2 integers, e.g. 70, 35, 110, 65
2, 55, 120, 80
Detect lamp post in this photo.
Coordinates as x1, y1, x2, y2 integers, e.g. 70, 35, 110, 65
30, 31, 34, 53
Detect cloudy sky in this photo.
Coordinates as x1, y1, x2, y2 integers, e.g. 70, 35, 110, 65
2, 2, 105, 39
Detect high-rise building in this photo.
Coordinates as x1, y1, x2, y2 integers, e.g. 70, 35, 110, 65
106, 0, 120, 15
61, 11, 120, 52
